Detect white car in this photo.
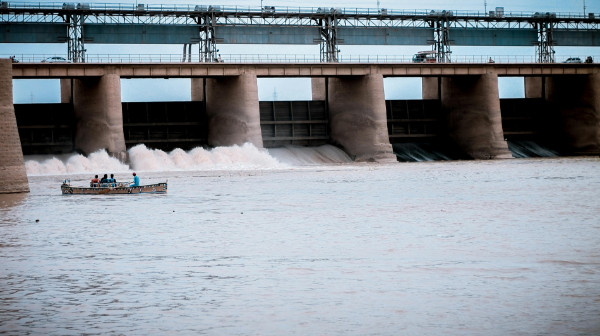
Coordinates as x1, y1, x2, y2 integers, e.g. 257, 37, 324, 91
563, 57, 582, 64
41, 56, 72, 63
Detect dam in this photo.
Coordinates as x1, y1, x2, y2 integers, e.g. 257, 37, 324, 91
3, 60, 600, 193
2, 1, 600, 192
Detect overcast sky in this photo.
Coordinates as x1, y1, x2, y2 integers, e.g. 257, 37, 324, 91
4, 0, 600, 103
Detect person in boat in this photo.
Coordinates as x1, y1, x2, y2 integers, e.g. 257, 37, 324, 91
91, 175, 100, 187
130, 172, 140, 187
100, 174, 108, 183
109, 174, 116, 186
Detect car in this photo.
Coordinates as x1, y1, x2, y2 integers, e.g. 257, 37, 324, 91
563, 57, 582, 64
41, 56, 72, 63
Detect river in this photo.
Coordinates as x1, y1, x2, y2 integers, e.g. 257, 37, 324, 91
1, 146, 599, 335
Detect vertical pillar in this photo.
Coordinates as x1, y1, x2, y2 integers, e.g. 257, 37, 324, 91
524, 77, 543, 99
312, 78, 326, 101
0, 59, 29, 193
422, 77, 439, 99
191, 78, 204, 101
441, 71, 512, 159
73, 74, 128, 162
60, 78, 72, 103
328, 74, 396, 162
546, 74, 600, 154
205, 74, 263, 148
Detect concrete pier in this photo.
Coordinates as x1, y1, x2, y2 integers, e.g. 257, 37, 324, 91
191, 78, 204, 101
312, 78, 326, 101
60, 78, 72, 103
205, 74, 263, 148
524, 77, 543, 99
0, 59, 29, 193
546, 74, 600, 154
328, 74, 396, 162
441, 71, 512, 159
422, 77, 439, 99
73, 74, 128, 161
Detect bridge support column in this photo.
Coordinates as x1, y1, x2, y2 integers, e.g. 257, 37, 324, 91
328, 74, 396, 162
191, 78, 204, 101
73, 74, 128, 162
0, 59, 29, 194
441, 71, 512, 159
312, 78, 326, 101
422, 77, 439, 99
205, 74, 263, 148
546, 75, 600, 155
60, 78, 72, 103
524, 77, 543, 99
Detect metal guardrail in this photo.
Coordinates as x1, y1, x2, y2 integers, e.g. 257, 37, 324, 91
4, 54, 598, 64
0, 2, 596, 19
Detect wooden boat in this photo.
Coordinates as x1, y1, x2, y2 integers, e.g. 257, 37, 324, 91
61, 180, 167, 195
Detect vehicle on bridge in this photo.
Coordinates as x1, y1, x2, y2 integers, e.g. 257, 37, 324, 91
61, 180, 168, 195
563, 57, 583, 64
41, 56, 72, 63
412, 51, 437, 63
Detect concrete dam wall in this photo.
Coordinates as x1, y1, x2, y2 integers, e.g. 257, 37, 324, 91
4, 64, 600, 193
15, 98, 564, 157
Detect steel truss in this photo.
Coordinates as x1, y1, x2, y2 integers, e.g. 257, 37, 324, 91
199, 14, 217, 62
2, 2, 600, 64
535, 22, 555, 63
318, 16, 338, 62
66, 14, 85, 62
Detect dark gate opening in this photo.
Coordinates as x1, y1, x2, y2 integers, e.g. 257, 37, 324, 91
122, 101, 207, 151
260, 100, 328, 148
15, 103, 75, 155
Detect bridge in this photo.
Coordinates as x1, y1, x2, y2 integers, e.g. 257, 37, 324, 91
2, 2, 600, 63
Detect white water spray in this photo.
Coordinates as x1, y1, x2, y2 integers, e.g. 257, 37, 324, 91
25, 150, 129, 176
128, 143, 283, 171
23, 143, 352, 176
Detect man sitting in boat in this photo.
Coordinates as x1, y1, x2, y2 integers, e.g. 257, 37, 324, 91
100, 174, 108, 183
110, 174, 116, 183
91, 175, 100, 187
130, 172, 140, 187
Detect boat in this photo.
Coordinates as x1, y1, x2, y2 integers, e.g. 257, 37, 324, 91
60, 180, 167, 195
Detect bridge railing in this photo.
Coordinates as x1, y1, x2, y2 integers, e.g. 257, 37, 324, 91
4, 54, 598, 64
0, 2, 593, 19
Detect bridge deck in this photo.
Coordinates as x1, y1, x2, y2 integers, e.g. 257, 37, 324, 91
11, 63, 600, 78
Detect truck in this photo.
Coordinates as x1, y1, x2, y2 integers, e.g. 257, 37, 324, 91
412, 51, 436, 63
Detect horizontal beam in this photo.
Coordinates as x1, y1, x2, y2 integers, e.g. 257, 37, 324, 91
12, 63, 600, 78
21, 142, 73, 146
388, 134, 440, 138
1, 3, 599, 24
387, 119, 440, 122
260, 120, 328, 125
17, 124, 72, 129
125, 139, 206, 143
124, 122, 203, 127
263, 136, 329, 141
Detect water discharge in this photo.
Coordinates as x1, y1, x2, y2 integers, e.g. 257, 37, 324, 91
23, 144, 352, 176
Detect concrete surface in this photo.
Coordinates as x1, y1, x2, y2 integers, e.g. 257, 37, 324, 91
328, 74, 396, 162
0, 59, 29, 193
205, 74, 263, 148
73, 74, 128, 162
441, 70, 513, 159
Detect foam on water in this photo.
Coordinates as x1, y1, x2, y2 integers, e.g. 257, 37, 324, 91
23, 143, 351, 176
25, 150, 129, 176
